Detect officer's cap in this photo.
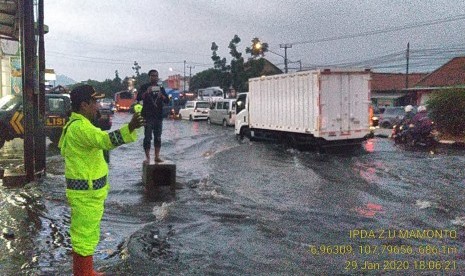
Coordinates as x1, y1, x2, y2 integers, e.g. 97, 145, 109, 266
71, 85, 104, 106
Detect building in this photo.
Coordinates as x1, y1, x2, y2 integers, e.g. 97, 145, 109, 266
244, 58, 283, 76
370, 72, 427, 107
409, 57, 465, 105
166, 74, 189, 91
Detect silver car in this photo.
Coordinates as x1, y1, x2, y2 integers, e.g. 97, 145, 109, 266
378, 106, 407, 129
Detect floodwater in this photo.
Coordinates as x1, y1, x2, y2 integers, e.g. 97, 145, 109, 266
1, 112, 465, 275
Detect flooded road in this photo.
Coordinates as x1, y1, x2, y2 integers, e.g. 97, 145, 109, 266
1, 112, 465, 275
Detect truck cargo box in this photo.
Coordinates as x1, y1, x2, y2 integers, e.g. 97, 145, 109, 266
236, 68, 371, 145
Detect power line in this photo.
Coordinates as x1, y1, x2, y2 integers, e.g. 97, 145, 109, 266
46, 37, 211, 58
294, 45, 465, 72
288, 13, 465, 46
47, 51, 209, 67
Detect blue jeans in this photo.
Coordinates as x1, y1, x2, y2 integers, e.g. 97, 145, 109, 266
143, 120, 163, 149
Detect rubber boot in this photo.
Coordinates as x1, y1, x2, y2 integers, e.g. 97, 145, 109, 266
73, 252, 93, 276
72, 252, 105, 276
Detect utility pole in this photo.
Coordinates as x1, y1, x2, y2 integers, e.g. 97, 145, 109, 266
37, 0, 46, 173
405, 42, 410, 89
280, 44, 292, 73
297, 60, 302, 71
186, 65, 194, 92
183, 60, 186, 92
187, 65, 195, 79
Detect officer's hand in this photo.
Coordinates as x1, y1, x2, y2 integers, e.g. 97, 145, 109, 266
128, 113, 145, 133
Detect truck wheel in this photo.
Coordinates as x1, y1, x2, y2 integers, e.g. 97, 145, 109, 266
243, 128, 257, 141
222, 119, 227, 127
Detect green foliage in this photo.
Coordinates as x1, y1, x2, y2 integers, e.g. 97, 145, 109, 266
68, 74, 126, 99
189, 68, 229, 92
132, 61, 141, 77
201, 35, 275, 92
228, 35, 247, 92
132, 73, 149, 90
211, 42, 227, 70
427, 88, 465, 135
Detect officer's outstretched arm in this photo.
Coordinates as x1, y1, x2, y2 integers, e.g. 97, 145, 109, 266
79, 124, 138, 151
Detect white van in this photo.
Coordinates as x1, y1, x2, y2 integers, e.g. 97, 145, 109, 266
179, 100, 210, 121
207, 99, 236, 126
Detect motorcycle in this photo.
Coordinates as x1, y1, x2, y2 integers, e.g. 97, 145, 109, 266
392, 120, 437, 147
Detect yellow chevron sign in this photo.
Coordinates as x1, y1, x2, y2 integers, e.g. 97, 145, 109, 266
9, 111, 24, 134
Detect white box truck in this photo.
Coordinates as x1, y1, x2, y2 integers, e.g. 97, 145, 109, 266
235, 68, 372, 147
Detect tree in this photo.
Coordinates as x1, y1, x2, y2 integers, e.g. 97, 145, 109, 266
228, 35, 247, 92
211, 42, 227, 71
114, 70, 121, 83
190, 35, 277, 93
189, 68, 228, 92
132, 61, 141, 77
427, 88, 465, 136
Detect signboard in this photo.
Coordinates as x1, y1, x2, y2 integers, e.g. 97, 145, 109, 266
0, 40, 19, 55
9, 111, 24, 134
10, 56, 22, 95
45, 116, 66, 127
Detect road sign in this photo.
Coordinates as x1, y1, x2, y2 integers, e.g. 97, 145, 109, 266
9, 111, 24, 134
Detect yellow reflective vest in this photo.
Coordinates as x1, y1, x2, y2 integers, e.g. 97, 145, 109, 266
58, 112, 137, 189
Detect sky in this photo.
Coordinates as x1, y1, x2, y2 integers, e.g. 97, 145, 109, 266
43, 0, 465, 83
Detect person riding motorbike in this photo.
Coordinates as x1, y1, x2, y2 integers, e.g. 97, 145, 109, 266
394, 105, 435, 146
392, 105, 415, 141
401, 105, 415, 126
409, 105, 433, 140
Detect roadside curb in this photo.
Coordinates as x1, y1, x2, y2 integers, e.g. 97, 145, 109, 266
438, 140, 465, 148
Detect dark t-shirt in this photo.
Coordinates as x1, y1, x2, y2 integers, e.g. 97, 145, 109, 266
137, 83, 169, 121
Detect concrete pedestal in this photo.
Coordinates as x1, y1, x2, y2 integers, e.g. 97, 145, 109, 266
1, 170, 27, 187
142, 161, 176, 197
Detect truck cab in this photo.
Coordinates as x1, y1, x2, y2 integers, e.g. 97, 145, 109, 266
234, 92, 249, 137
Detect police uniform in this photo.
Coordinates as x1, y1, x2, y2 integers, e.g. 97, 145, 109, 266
59, 112, 137, 256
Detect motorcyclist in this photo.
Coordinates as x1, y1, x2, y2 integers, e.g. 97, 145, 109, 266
402, 105, 415, 126
410, 105, 433, 138
393, 105, 415, 138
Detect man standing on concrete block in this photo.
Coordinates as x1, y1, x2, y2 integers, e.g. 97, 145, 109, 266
136, 69, 170, 163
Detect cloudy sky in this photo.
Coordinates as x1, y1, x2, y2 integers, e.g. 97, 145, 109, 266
44, 0, 465, 83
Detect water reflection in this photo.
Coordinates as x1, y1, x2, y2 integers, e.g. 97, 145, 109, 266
1, 114, 465, 274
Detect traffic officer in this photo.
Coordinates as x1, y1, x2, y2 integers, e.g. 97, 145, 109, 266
58, 84, 144, 275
